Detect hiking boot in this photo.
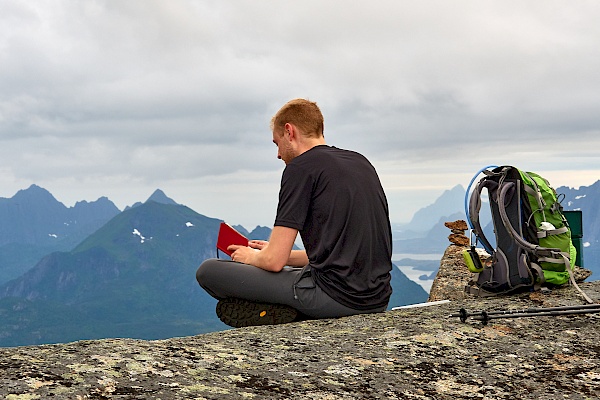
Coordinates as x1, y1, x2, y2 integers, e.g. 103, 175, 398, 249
216, 298, 298, 328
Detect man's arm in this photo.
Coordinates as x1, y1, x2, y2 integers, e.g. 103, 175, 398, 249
287, 249, 309, 267
228, 226, 305, 272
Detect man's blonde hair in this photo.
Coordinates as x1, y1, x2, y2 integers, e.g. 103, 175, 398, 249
271, 99, 324, 138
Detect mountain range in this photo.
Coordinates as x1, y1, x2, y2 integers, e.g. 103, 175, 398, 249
0, 187, 427, 347
0, 200, 228, 346
0, 176, 597, 347
0, 185, 120, 286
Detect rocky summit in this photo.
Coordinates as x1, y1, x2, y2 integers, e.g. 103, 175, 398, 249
1, 241, 600, 399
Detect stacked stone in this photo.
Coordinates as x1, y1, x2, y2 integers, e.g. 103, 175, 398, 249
444, 219, 469, 246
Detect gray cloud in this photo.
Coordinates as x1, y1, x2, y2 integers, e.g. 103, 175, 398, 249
1, 0, 599, 227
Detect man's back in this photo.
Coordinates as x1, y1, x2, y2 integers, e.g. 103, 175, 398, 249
275, 145, 393, 310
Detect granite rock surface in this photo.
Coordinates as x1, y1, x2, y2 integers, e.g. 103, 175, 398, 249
1, 242, 599, 399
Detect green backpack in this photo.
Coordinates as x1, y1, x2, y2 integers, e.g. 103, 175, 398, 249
519, 170, 576, 285
466, 166, 590, 301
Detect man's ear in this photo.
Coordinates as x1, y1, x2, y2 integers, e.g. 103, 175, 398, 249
284, 123, 296, 141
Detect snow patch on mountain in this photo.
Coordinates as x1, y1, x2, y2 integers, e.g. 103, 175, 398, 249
132, 229, 146, 243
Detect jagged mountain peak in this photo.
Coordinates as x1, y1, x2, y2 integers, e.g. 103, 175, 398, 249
146, 189, 178, 206
125, 189, 179, 210
406, 184, 466, 232
10, 184, 60, 204
0, 185, 121, 284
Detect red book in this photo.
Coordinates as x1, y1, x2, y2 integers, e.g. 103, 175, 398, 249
216, 223, 249, 256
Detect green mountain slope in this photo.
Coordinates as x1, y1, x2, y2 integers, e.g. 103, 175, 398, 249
0, 202, 228, 346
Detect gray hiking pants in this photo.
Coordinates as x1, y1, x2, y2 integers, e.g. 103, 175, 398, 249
196, 258, 386, 319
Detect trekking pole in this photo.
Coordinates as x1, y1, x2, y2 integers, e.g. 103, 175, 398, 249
451, 303, 600, 325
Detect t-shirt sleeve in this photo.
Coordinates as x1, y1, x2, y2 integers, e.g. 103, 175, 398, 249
274, 164, 314, 231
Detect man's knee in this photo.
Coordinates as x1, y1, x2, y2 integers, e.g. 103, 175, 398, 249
196, 258, 219, 286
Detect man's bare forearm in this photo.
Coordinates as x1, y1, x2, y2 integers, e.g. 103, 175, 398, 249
288, 249, 309, 267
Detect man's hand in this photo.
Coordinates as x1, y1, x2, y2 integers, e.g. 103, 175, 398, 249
228, 244, 258, 265
227, 240, 268, 264
228, 226, 299, 272
248, 240, 269, 250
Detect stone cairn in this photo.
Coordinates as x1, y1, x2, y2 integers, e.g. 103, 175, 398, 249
445, 220, 470, 246
427, 220, 471, 302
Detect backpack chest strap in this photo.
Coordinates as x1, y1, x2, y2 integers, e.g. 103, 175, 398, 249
537, 225, 568, 238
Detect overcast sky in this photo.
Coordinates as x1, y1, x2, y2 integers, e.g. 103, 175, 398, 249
1, 1, 599, 229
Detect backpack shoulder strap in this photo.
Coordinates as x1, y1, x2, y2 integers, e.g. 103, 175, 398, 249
468, 177, 496, 254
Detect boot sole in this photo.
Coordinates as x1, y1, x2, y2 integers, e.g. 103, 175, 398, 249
216, 298, 298, 328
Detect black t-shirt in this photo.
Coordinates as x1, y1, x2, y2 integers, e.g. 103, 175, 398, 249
274, 145, 392, 310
